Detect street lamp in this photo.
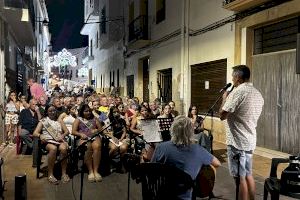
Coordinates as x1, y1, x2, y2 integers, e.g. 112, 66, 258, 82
52, 48, 77, 86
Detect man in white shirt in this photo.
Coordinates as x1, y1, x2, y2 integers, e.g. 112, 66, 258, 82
219, 65, 264, 200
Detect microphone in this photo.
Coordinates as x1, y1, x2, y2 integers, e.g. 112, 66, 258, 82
219, 83, 232, 93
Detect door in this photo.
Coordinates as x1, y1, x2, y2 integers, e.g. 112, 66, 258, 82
127, 75, 134, 98
253, 51, 300, 154
142, 57, 149, 102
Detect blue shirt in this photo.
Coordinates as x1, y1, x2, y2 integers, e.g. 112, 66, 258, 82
151, 141, 213, 200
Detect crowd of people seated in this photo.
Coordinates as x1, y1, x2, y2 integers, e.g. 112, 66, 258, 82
2, 82, 219, 190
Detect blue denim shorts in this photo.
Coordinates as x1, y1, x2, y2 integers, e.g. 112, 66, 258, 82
227, 145, 253, 177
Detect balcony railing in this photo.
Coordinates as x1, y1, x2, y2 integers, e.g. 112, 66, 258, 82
128, 15, 149, 43
223, 0, 271, 12
4, 0, 29, 9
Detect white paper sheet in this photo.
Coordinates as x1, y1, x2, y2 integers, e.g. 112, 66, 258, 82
140, 119, 162, 143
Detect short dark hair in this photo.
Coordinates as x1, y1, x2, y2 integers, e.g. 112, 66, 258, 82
232, 65, 250, 81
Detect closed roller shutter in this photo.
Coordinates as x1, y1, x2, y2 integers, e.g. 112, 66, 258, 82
191, 59, 227, 116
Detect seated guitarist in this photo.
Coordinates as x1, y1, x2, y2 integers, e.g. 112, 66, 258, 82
33, 106, 70, 185
72, 104, 103, 183
151, 116, 221, 200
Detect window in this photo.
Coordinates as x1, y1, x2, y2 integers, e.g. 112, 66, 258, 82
157, 68, 172, 103
110, 71, 112, 87
156, 0, 165, 24
101, 74, 103, 89
113, 70, 115, 86
129, 2, 134, 23
254, 17, 298, 55
100, 6, 106, 34
89, 39, 93, 56
96, 31, 99, 48
117, 69, 120, 87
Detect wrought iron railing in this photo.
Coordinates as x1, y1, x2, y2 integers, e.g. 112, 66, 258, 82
222, 0, 236, 6
128, 15, 149, 42
4, 0, 29, 9
82, 47, 89, 60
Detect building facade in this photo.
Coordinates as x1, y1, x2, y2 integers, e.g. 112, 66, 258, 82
0, 0, 51, 142
81, 0, 125, 95
82, 0, 300, 154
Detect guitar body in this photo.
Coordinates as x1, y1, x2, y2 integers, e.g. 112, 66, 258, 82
194, 165, 216, 198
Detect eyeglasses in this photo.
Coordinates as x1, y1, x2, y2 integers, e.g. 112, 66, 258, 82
48, 110, 56, 113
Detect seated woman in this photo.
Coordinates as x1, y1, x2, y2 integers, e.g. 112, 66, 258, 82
107, 106, 128, 158
72, 104, 103, 182
58, 105, 78, 148
157, 104, 174, 141
187, 105, 211, 152
33, 106, 70, 184
130, 105, 157, 162
168, 100, 179, 117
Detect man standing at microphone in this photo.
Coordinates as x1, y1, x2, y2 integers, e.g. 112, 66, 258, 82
219, 65, 264, 200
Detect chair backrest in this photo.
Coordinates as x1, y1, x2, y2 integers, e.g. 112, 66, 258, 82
270, 158, 289, 178
135, 163, 194, 200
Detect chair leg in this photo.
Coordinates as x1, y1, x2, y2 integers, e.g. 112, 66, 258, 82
270, 192, 279, 200
263, 184, 268, 200
36, 139, 42, 179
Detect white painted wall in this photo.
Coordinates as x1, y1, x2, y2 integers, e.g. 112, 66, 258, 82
149, 0, 182, 40
187, 0, 235, 112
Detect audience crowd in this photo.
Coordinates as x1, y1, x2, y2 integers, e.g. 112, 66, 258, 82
2, 82, 218, 191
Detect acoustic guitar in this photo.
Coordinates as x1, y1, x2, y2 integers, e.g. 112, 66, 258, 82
194, 165, 216, 198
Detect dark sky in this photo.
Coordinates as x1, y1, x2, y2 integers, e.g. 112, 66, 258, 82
45, 0, 88, 52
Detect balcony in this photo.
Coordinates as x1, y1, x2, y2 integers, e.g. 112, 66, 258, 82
128, 15, 150, 49
4, 0, 29, 9
2, 0, 35, 46
82, 47, 94, 64
84, 0, 100, 23
223, 0, 272, 12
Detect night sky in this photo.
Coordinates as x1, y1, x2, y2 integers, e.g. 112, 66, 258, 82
45, 0, 88, 52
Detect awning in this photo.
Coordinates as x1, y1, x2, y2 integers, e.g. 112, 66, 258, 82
2, 7, 35, 46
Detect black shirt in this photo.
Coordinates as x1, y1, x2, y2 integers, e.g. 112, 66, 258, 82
19, 109, 39, 133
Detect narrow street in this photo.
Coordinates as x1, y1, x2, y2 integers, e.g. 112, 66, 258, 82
0, 142, 296, 200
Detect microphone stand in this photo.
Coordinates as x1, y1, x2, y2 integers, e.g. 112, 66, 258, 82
202, 94, 223, 154
55, 123, 112, 200
202, 86, 234, 154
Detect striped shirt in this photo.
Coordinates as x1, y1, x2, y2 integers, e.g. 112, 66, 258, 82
222, 82, 264, 151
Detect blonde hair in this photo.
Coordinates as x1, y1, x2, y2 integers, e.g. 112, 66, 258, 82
170, 115, 193, 146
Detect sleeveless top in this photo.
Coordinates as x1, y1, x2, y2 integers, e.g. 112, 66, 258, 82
136, 116, 143, 131
78, 117, 97, 137
63, 114, 76, 133
6, 101, 18, 112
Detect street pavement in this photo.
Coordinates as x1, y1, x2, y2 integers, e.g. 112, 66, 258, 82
0, 142, 297, 200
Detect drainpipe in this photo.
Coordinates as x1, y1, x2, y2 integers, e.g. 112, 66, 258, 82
180, 0, 186, 114
180, 0, 190, 115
